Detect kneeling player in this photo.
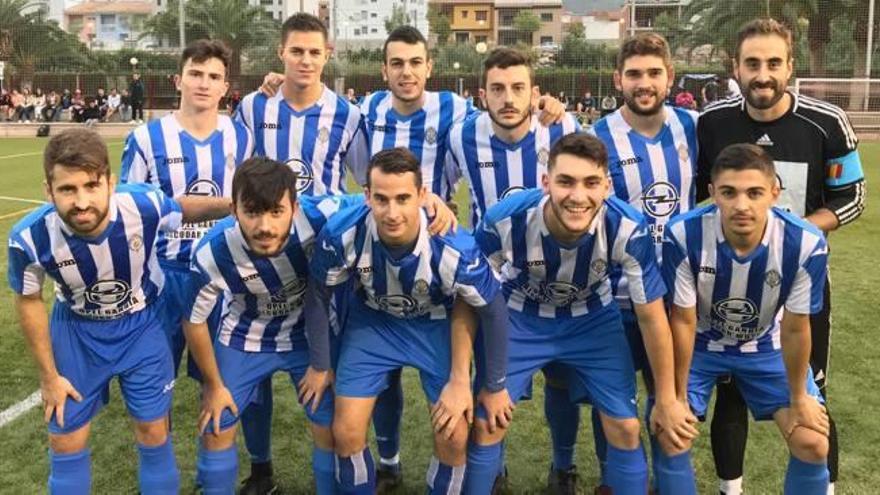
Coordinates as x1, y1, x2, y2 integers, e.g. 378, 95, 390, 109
662, 143, 830, 494
309, 148, 508, 494
9, 129, 231, 494
467, 133, 697, 495
184, 157, 363, 494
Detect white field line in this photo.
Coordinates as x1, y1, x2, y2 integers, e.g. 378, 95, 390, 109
0, 140, 124, 161
0, 196, 46, 205
0, 207, 37, 220
0, 390, 41, 427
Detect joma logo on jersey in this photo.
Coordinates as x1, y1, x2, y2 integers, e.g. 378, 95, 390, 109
242, 273, 260, 282
85, 279, 131, 306
373, 124, 390, 132
52, 258, 77, 269
616, 157, 643, 167
477, 161, 496, 169
357, 266, 373, 274
699, 266, 716, 275
165, 157, 189, 165
526, 260, 545, 267
259, 123, 282, 130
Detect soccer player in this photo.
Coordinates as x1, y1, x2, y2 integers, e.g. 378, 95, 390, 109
663, 143, 831, 494
467, 133, 697, 495
309, 148, 508, 495
697, 18, 865, 495
184, 157, 362, 494
589, 32, 699, 492
119, 39, 253, 376
8, 129, 232, 494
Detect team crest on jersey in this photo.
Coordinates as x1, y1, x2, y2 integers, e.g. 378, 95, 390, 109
425, 126, 438, 145
500, 186, 526, 199
678, 144, 689, 163
318, 127, 330, 143
129, 234, 144, 251
85, 279, 132, 306
187, 179, 221, 197
413, 279, 430, 296
591, 259, 608, 277
285, 158, 315, 192
641, 181, 679, 218
765, 269, 782, 288
538, 148, 550, 166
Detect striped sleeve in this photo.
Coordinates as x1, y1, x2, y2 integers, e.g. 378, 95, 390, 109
619, 219, 666, 304
119, 131, 149, 183
661, 224, 696, 308
310, 227, 352, 287
7, 233, 44, 296
187, 251, 223, 324
344, 115, 370, 186
473, 218, 505, 273
785, 237, 828, 315
447, 240, 499, 308
148, 187, 183, 233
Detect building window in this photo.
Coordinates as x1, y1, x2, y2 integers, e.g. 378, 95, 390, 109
462, 10, 468, 18
371, 28, 378, 33
476, 10, 487, 22
541, 13, 553, 22
475, 35, 487, 44
540, 36, 553, 44
354, 28, 360, 35
371, 12, 377, 18
499, 9, 516, 26
100, 14, 116, 33
156, 0, 161, 6
455, 32, 469, 43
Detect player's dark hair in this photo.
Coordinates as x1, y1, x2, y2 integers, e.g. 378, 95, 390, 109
366, 147, 423, 190
281, 12, 328, 45
482, 47, 534, 85
734, 17, 793, 62
548, 133, 608, 172
179, 39, 233, 77
43, 128, 110, 184
617, 32, 672, 71
232, 156, 298, 213
384, 25, 429, 62
710, 143, 776, 181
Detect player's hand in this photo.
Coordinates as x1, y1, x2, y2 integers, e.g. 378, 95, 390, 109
535, 93, 566, 127
199, 384, 238, 436
298, 366, 334, 414
478, 387, 515, 434
259, 72, 285, 97
650, 398, 699, 451
40, 374, 82, 428
785, 396, 829, 438
432, 379, 474, 439
424, 193, 458, 236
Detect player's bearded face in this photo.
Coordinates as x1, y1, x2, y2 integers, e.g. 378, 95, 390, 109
616, 55, 672, 116
278, 31, 329, 90
235, 192, 295, 257
47, 167, 114, 238
485, 66, 534, 130
367, 170, 426, 248
735, 35, 792, 111
542, 154, 610, 240
383, 41, 433, 104
710, 168, 780, 240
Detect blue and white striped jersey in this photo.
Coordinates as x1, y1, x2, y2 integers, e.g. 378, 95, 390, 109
446, 112, 581, 226
662, 205, 828, 355
235, 85, 369, 196
361, 90, 477, 199
474, 188, 665, 319
119, 114, 253, 269
187, 194, 361, 352
311, 204, 499, 320
8, 184, 182, 320
590, 106, 698, 305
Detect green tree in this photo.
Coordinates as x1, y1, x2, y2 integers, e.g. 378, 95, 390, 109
565, 22, 585, 39
384, 4, 411, 35
428, 5, 451, 45
513, 11, 541, 45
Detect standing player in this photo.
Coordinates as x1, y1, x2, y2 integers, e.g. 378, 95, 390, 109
663, 143, 831, 494
184, 158, 362, 494
8, 129, 232, 494
697, 18, 865, 495
589, 32, 699, 491
467, 133, 696, 495
309, 148, 508, 495
119, 39, 253, 376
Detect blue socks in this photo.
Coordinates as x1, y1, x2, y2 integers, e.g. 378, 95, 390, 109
336, 447, 376, 494
655, 450, 696, 495
373, 368, 404, 462
137, 439, 180, 494
784, 455, 829, 495
48, 448, 90, 495
427, 456, 466, 494
241, 377, 273, 464
196, 445, 238, 495
464, 441, 502, 495
591, 407, 608, 483
605, 444, 648, 495
544, 383, 580, 470
312, 447, 336, 495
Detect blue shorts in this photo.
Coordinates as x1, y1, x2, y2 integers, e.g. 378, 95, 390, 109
49, 303, 175, 434
161, 265, 223, 380
335, 302, 450, 405
209, 342, 334, 432
476, 304, 637, 420
688, 350, 824, 421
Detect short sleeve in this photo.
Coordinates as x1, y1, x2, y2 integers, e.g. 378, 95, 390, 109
452, 246, 500, 309
344, 117, 370, 186
619, 220, 666, 304
310, 228, 351, 287
661, 228, 696, 308
186, 260, 222, 324
473, 219, 505, 273
785, 240, 828, 315
7, 236, 44, 296
119, 132, 149, 184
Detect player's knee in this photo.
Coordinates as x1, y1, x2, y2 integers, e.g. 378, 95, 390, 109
472, 418, 508, 446
788, 427, 829, 464
310, 422, 334, 451
133, 417, 169, 447
332, 418, 366, 456
201, 425, 237, 451
49, 424, 90, 454
435, 421, 469, 457
657, 430, 692, 456
602, 416, 641, 450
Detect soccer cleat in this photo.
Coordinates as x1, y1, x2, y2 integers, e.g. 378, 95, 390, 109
239, 462, 278, 495
492, 466, 513, 495
376, 462, 403, 494
547, 465, 583, 495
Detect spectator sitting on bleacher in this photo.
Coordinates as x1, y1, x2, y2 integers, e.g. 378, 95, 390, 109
61, 89, 72, 112
104, 88, 121, 122
95, 87, 108, 120
42, 91, 60, 122
33, 88, 46, 121
16, 88, 36, 122
0, 89, 11, 122
80, 97, 102, 126
69, 89, 85, 122
9, 89, 23, 121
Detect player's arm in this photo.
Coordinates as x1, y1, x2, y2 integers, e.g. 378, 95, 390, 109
533, 90, 567, 126
809, 150, 866, 232
668, 304, 696, 402
432, 298, 476, 439
258, 71, 285, 97
176, 196, 232, 224
661, 230, 699, 401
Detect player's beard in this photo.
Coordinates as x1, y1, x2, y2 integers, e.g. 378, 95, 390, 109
743, 77, 786, 110
623, 88, 666, 116
488, 103, 531, 130
62, 205, 109, 236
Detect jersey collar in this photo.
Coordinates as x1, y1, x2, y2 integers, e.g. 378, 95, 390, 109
714, 207, 775, 263
367, 208, 431, 262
